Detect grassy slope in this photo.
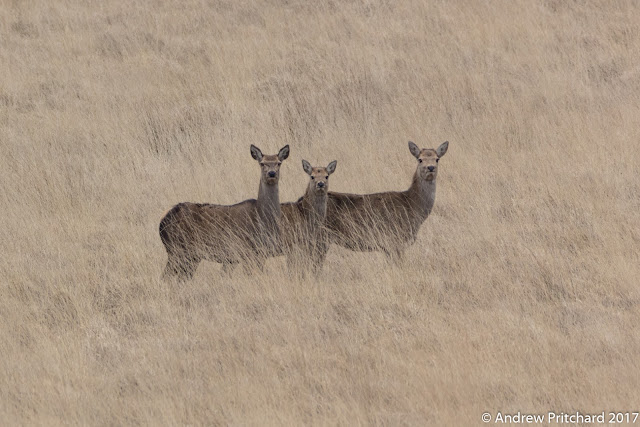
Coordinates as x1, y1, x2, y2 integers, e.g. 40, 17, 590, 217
1, 0, 639, 424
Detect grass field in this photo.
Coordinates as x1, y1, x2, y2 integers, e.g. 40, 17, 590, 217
2, 0, 640, 424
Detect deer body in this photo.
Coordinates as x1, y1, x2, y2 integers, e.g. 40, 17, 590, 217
159, 145, 290, 280
326, 141, 448, 260
281, 160, 337, 275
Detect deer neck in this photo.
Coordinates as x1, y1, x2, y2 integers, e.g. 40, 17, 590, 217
408, 171, 436, 219
302, 187, 327, 228
257, 180, 281, 226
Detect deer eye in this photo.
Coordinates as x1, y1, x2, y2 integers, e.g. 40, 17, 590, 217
325, 176, 329, 179
277, 162, 282, 166
311, 176, 315, 179
436, 158, 439, 163
418, 159, 423, 163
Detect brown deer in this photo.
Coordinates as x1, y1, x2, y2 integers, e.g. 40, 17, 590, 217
325, 141, 448, 262
281, 159, 337, 276
159, 144, 290, 280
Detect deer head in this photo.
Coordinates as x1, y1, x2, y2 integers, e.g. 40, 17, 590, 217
251, 144, 290, 186
302, 159, 337, 194
409, 141, 448, 182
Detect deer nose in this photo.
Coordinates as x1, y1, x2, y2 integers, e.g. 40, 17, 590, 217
317, 181, 325, 188
268, 171, 276, 178
427, 166, 435, 172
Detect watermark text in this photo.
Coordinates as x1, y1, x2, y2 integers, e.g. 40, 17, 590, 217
481, 411, 639, 424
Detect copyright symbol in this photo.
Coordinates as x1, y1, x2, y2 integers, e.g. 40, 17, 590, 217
482, 412, 491, 423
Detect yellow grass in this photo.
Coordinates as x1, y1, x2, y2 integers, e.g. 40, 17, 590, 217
2, 0, 640, 424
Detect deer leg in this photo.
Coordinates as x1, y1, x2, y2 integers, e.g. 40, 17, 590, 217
221, 262, 237, 276
286, 254, 299, 277
162, 260, 178, 281
288, 243, 316, 280
163, 254, 199, 281
179, 257, 200, 280
310, 245, 328, 277
162, 253, 183, 281
243, 256, 266, 274
254, 256, 266, 273
383, 247, 405, 266
310, 255, 323, 278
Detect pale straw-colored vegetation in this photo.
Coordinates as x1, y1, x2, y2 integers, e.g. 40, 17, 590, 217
1, 0, 639, 424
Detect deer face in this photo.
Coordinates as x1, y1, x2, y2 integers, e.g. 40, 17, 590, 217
251, 145, 290, 185
409, 141, 448, 181
302, 160, 337, 194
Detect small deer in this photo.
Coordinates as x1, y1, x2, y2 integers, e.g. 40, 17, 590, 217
325, 141, 448, 262
159, 144, 290, 280
281, 159, 337, 276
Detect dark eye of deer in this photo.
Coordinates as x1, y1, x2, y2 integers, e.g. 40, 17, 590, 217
311, 176, 315, 179
418, 159, 423, 163
325, 176, 329, 179
436, 158, 439, 162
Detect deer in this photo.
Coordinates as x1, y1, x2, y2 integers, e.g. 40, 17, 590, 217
324, 140, 448, 263
159, 144, 290, 280
281, 159, 337, 276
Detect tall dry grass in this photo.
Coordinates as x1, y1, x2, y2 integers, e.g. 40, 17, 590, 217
1, 0, 640, 424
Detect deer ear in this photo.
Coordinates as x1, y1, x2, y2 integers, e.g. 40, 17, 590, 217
408, 141, 421, 159
436, 141, 449, 157
302, 159, 312, 175
250, 145, 263, 161
326, 160, 337, 175
278, 145, 290, 161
